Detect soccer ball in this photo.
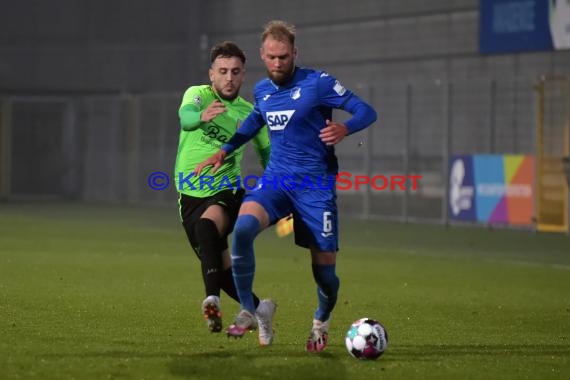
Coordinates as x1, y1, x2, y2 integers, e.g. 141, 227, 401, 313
345, 318, 388, 359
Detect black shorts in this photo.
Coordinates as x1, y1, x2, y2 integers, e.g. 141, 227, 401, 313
178, 189, 245, 255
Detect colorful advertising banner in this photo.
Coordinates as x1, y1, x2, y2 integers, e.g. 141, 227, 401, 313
449, 155, 535, 225
480, 0, 570, 54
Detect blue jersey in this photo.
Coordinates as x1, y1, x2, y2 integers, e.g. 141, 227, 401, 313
225, 66, 377, 177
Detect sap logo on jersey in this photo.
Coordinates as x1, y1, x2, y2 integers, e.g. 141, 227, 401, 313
266, 110, 295, 130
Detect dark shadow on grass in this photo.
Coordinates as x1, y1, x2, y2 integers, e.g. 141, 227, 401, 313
39, 343, 568, 378
167, 348, 346, 380
37, 347, 347, 380
38, 343, 569, 361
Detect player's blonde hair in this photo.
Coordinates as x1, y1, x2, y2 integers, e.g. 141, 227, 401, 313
261, 20, 296, 46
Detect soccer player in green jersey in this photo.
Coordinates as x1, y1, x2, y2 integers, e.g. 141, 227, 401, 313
174, 41, 276, 345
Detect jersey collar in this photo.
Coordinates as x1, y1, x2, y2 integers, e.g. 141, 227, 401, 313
210, 86, 241, 105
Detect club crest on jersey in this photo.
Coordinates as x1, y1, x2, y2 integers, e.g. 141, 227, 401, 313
333, 80, 346, 96
266, 110, 295, 130
290, 87, 301, 100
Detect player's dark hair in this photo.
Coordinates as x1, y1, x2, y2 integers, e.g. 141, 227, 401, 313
210, 41, 246, 64
261, 20, 295, 45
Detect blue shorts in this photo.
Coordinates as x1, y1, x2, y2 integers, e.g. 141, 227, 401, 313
243, 174, 338, 252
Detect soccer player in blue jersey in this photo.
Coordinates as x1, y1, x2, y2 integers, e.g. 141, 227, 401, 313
195, 20, 377, 352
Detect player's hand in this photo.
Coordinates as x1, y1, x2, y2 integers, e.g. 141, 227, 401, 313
194, 150, 227, 175
319, 119, 349, 145
200, 100, 226, 122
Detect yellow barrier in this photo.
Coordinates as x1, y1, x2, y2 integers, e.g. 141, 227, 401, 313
534, 76, 570, 233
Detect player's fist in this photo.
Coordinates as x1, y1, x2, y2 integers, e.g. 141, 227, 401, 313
319, 119, 348, 145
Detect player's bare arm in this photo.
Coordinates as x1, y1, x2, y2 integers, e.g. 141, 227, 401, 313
319, 119, 349, 146
201, 100, 226, 122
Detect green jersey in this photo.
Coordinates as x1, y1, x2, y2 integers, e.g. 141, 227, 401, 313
174, 85, 270, 197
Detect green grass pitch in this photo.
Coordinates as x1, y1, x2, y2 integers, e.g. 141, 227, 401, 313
1, 201, 569, 379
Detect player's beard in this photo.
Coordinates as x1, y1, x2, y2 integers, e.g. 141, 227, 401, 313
216, 85, 239, 101
267, 68, 294, 86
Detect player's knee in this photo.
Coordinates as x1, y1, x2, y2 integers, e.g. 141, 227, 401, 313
232, 214, 260, 246
194, 218, 220, 245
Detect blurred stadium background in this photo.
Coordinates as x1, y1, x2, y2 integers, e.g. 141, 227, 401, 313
0, 0, 569, 229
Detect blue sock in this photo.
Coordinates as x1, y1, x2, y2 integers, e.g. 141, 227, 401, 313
231, 215, 260, 314
312, 264, 340, 322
